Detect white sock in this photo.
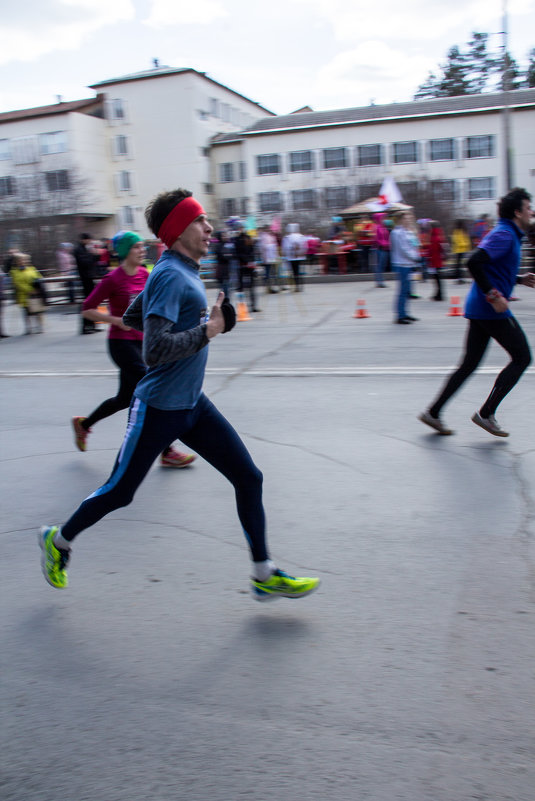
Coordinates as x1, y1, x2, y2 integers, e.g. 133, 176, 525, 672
252, 559, 276, 582
53, 529, 71, 551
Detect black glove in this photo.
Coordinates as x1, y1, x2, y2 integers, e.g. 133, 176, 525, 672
221, 297, 236, 333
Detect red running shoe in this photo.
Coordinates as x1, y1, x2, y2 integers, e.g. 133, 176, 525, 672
72, 416, 91, 452
160, 447, 196, 468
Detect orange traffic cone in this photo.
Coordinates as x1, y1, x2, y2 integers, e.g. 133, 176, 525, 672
95, 304, 108, 324
447, 296, 463, 317
236, 292, 252, 322
353, 298, 370, 319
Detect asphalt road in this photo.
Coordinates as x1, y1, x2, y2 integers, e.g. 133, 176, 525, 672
1, 278, 534, 801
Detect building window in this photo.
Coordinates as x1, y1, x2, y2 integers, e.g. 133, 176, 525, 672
291, 189, 316, 210
257, 154, 281, 175
0, 176, 16, 196
209, 98, 219, 117
324, 186, 349, 209
289, 150, 314, 172
397, 181, 419, 202
430, 180, 456, 202
357, 184, 381, 201
220, 163, 234, 183
258, 191, 283, 212
111, 98, 125, 120
121, 206, 134, 227
239, 198, 249, 216
467, 177, 495, 200
465, 135, 495, 159
322, 147, 348, 169
40, 131, 67, 155
221, 198, 237, 217
238, 161, 247, 181
118, 171, 132, 192
114, 135, 129, 156
429, 138, 456, 161
392, 141, 419, 164
204, 183, 214, 194
357, 144, 382, 167
45, 170, 69, 191
0, 140, 11, 160
221, 103, 230, 123
12, 137, 39, 165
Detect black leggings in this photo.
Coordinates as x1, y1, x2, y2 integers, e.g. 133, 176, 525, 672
84, 339, 145, 429
61, 393, 268, 562
430, 316, 532, 418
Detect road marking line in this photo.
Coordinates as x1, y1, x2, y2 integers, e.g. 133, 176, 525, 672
2, 367, 534, 378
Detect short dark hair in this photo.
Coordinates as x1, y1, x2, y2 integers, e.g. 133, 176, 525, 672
145, 188, 192, 237
80, 233, 91, 240
498, 187, 531, 220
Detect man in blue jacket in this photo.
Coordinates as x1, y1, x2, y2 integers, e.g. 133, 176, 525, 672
419, 187, 534, 437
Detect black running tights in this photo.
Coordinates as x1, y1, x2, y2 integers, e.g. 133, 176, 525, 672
83, 339, 146, 429
429, 316, 531, 418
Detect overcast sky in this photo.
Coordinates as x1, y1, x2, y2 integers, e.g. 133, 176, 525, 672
1, 0, 533, 116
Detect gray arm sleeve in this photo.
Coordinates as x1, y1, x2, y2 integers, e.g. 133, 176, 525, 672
123, 292, 144, 331
143, 314, 209, 367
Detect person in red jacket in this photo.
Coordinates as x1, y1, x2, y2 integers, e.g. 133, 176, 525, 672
429, 221, 447, 301
71, 230, 195, 468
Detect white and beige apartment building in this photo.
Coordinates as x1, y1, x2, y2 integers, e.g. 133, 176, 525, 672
211, 89, 535, 227
0, 64, 533, 249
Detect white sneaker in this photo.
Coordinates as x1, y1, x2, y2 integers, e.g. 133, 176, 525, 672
471, 412, 509, 437
418, 411, 453, 435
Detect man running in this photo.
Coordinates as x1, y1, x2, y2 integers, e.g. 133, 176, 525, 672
39, 188, 320, 601
419, 187, 534, 437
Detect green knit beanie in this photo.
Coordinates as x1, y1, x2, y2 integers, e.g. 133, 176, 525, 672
113, 231, 144, 261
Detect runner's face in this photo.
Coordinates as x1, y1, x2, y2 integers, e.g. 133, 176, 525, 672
514, 199, 533, 232
128, 242, 146, 262
176, 214, 213, 261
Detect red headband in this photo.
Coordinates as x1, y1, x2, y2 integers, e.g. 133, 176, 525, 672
158, 197, 205, 248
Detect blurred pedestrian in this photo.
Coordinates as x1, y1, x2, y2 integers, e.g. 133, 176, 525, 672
258, 226, 280, 293
39, 187, 320, 602
373, 213, 389, 287
56, 242, 76, 304
214, 230, 234, 297
10, 253, 46, 334
282, 223, 306, 291
73, 233, 99, 334
419, 187, 534, 437
450, 220, 471, 284
429, 221, 447, 301
390, 212, 420, 324
0, 268, 9, 338
235, 227, 259, 310
71, 230, 195, 469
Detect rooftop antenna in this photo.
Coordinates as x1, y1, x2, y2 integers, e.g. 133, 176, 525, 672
153, 58, 160, 69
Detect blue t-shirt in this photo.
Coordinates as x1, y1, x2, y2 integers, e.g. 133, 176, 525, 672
464, 218, 524, 320
134, 250, 209, 410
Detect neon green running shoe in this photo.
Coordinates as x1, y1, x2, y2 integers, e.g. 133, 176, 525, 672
39, 526, 70, 589
251, 568, 320, 601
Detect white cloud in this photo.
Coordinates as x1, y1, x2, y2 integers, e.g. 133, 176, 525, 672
144, 0, 228, 28
315, 41, 437, 107
0, 0, 135, 65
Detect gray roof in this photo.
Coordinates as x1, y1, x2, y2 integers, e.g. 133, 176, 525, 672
0, 95, 105, 124
89, 67, 274, 115
211, 88, 535, 144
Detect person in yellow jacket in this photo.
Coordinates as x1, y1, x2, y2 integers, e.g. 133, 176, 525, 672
450, 220, 472, 284
10, 252, 46, 333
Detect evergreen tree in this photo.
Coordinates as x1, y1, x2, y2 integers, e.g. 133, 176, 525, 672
464, 32, 495, 93
413, 32, 535, 99
499, 51, 523, 91
438, 45, 470, 96
526, 48, 535, 87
